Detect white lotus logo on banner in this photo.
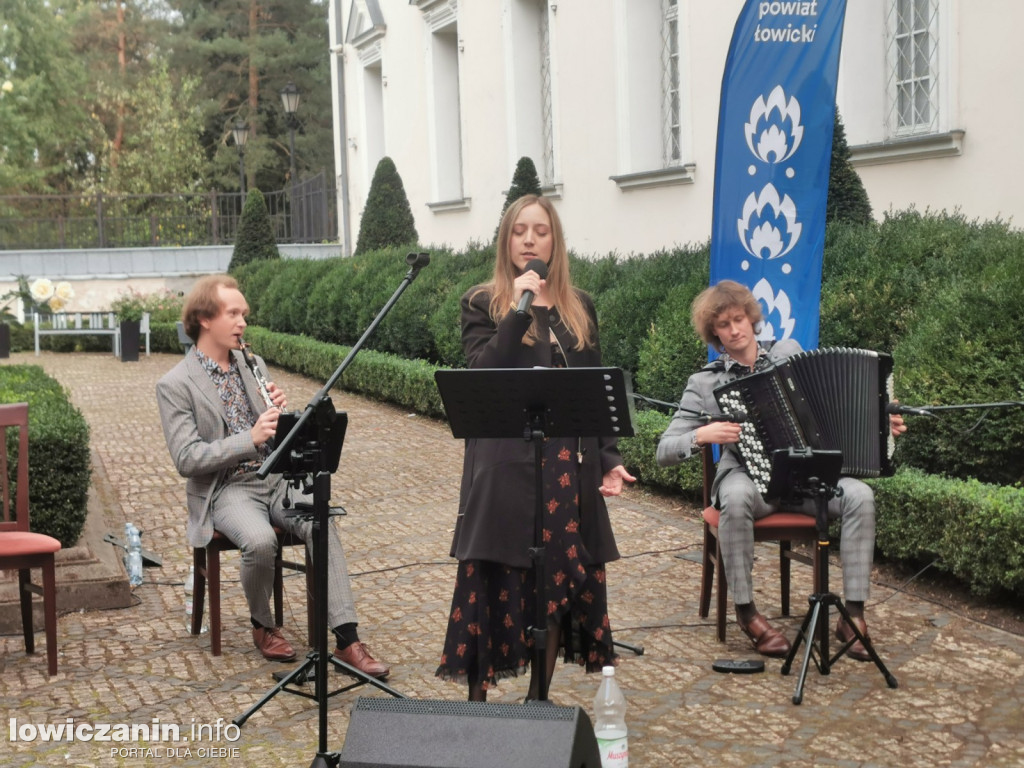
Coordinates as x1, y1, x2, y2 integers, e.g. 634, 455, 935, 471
752, 277, 795, 340
710, 0, 848, 350
745, 85, 804, 164
737, 183, 802, 260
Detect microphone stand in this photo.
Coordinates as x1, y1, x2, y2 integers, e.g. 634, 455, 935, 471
234, 252, 429, 768
629, 393, 745, 423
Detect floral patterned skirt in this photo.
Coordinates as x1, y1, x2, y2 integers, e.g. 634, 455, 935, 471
436, 438, 616, 689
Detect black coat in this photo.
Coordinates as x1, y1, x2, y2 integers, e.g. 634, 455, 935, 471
449, 286, 623, 568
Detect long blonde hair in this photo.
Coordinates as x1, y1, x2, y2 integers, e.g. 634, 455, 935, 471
475, 195, 593, 350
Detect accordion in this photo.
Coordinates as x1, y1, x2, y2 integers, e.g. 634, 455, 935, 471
713, 347, 895, 499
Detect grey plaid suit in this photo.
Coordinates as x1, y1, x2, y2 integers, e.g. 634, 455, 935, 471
157, 349, 357, 629
656, 340, 875, 606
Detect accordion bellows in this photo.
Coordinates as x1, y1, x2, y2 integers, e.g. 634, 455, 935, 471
714, 347, 896, 498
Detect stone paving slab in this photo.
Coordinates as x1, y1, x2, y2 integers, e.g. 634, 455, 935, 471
2, 351, 1023, 768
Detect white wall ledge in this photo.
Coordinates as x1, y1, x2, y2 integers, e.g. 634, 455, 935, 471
850, 130, 965, 167
610, 164, 696, 191
426, 197, 472, 214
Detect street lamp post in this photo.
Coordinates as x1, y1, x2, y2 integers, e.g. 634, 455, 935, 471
232, 120, 250, 197
280, 81, 301, 241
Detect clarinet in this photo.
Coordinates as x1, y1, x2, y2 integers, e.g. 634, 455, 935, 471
238, 338, 278, 410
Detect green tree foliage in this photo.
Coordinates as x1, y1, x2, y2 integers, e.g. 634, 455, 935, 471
229, 188, 280, 270
0, 0, 96, 193
96, 64, 205, 195
67, 1, 177, 189
494, 156, 543, 239
354, 156, 418, 255
826, 108, 873, 225
164, 0, 334, 193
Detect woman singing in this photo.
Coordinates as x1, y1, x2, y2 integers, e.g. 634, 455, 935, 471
436, 195, 635, 701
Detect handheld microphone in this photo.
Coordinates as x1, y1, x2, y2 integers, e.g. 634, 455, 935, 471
516, 258, 549, 316
885, 402, 935, 418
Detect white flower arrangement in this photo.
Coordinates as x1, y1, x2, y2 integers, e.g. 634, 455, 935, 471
30, 278, 75, 313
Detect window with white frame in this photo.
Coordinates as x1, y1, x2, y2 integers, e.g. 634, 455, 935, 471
418, 1, 465, 206
887, 0, 940, 136
662, 0, 681, 165
611, 0, 693, 189
346, 1, 387, 187
505, 0, 556, 188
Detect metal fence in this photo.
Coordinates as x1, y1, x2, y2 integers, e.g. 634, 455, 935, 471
0, 171, 337, 250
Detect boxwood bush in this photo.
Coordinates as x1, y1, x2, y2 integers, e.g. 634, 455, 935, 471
0, 364, 91, 546
870, 469, 1024, 598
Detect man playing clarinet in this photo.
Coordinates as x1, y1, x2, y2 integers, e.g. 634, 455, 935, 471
156, 274, 390, 676
656, 280, 906, 659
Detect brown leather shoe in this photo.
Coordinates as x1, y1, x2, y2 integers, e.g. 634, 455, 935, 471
738, 613, 791, 658
334, 641, 390, 679
252, 627, 296, 662
836, 616, 872, 662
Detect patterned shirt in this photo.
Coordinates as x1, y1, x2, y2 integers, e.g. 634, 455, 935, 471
718, 343, 775, 376
194, 347, 269, 474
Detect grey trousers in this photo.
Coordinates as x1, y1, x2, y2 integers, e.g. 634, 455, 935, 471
210, 472, 358, 629
716, 471, 876, 607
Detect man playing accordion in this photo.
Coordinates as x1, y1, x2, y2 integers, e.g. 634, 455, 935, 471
657, 280, 906, 659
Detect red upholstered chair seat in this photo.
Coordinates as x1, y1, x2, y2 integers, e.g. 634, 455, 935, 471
0, 402, 61, 676
0, 531, 62, 558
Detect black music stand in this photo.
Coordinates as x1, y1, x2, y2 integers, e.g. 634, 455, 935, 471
233, 399, 405, 733
775, 448, 898, 704
435, 367, 637, 703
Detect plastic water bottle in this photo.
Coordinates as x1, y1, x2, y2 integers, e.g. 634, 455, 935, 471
593, 665, 628, 768
125, 525, 143, 587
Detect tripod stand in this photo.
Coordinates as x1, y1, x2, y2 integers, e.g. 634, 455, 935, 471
435, 366, 637, 702
776, 448, 898, 704
233, 253, 429, 767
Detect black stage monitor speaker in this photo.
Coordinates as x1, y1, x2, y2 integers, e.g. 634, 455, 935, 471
337, 697, 602, 768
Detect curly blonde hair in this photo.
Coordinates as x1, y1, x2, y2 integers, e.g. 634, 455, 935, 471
690, 279, 763, 353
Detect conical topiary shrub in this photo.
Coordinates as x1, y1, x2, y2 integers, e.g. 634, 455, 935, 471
229, 189, 280, 271
354, 156, 419, 255
495, 156, 543, 240
826, 108, 873, 225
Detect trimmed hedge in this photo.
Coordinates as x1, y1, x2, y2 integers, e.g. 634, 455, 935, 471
0, 364, 91, 546
239, 326, 445, 419
869, 469, 1024, 598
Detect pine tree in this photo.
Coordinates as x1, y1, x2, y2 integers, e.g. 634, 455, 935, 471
495, 157, 543, 239
354, 156, 418, 255
229, 189, 280, 270
826, 108, 873, 225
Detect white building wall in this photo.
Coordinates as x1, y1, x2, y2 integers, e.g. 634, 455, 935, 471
333, 1, 1024, 258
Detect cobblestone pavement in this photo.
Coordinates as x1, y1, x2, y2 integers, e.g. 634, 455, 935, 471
3, 351, 1023, 768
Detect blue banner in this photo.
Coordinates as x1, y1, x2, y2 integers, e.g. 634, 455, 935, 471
709, 0, 848, 349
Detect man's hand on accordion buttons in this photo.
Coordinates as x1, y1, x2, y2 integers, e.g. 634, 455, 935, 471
698, 422, 743, 446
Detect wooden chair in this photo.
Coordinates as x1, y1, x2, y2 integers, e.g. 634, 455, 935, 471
697, 444, 818, 642
0, 403, 61, 676
192, 527, 313, 656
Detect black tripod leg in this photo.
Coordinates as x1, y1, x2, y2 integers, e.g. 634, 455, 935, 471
328, 656, 407, 698
788, 598, 823, 706
233, 655, 318, 727
832, 602, 899, 689
613, 639, 644, 656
